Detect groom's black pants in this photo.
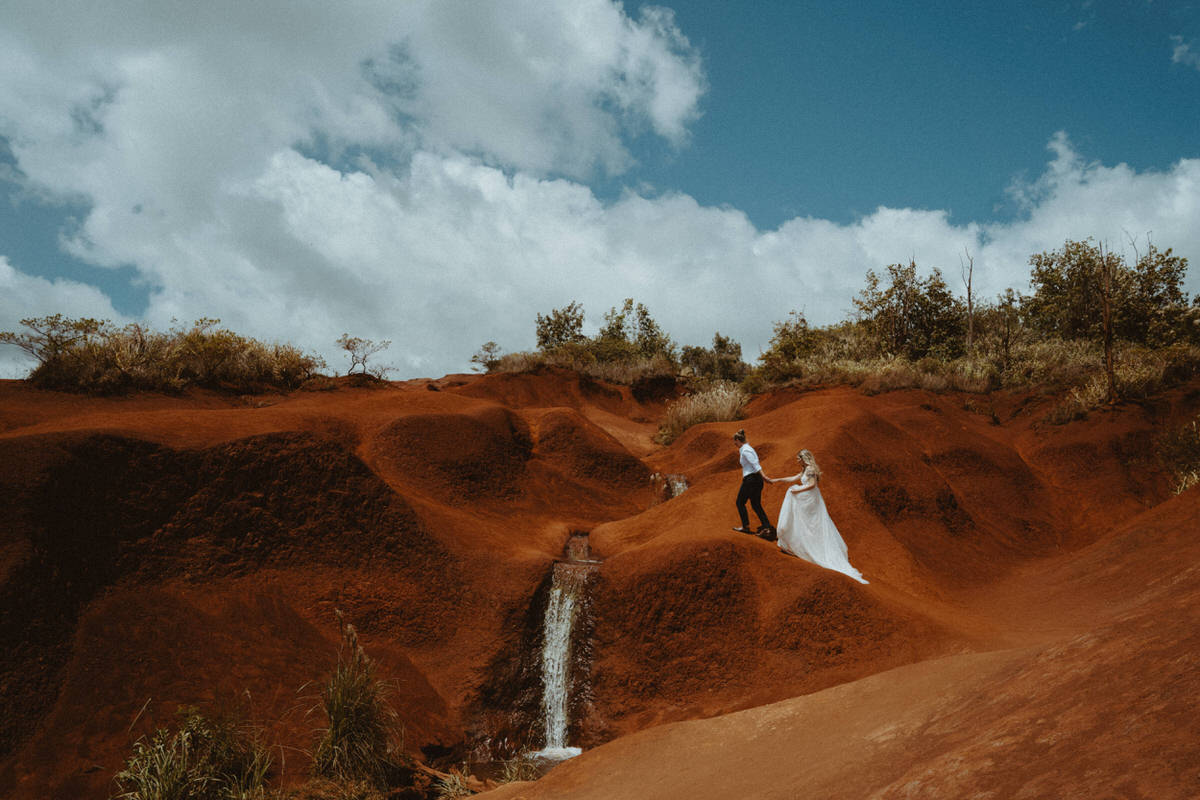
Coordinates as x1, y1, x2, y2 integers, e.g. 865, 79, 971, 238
736, 472, 770, 529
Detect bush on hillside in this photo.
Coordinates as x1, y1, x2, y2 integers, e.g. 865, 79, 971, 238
593, 298, 677, 363
0, 316, 325, 394
1025, 238, 1192, 346
680, 332, 748, 382
470, 341, 503, 372
535, 302, 586, 351
491, 298, 681, 385
336, 334, 392, 378
853, 260, 966, 360
1044, 344, 1200, 424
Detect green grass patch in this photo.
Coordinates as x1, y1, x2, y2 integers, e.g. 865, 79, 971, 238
111, 707, 272, 800
310, 614, 401, 789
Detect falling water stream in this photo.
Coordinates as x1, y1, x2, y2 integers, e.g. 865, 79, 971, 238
530, 534, 598, 761
651, 472, 689, 502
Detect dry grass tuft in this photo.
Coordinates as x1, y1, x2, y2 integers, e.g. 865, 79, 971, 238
1044, 345, 1200, 424
498, 752, 541, 784
1158, 415, 1200, 495
311, 613, 401, 789
433, 768, 474, 799
656, 382, 748, 444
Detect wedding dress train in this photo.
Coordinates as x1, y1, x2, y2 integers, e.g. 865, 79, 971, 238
776, 470, 868, 584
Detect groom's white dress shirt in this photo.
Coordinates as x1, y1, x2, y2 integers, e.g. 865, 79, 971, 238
740, 443, 761, 476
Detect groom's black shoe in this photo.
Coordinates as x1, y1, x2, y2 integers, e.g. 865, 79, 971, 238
732, 527, 754, 534
756, 525, 777, 541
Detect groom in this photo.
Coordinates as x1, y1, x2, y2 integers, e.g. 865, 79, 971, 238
732, 429, 775, 540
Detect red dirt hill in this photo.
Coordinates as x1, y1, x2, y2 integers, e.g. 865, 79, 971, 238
0, 370, 1195, 798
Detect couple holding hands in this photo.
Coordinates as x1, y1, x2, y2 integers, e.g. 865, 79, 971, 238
732, 429, 868, 584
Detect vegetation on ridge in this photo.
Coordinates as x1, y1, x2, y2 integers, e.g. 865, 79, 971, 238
2, 237, 1197, 424
0, 316, 324, 394
475, 237, 1200, 432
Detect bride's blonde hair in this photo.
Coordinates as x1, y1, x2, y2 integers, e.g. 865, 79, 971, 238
798, 449, 821, 479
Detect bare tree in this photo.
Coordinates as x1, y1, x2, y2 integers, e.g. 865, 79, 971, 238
336, 333, 392, 378
470, 341, 503, 372
960, 247, 975, 352
1096, 242, 1117, 405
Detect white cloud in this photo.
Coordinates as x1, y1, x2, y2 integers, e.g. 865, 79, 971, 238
189, 135, 1200, 371
1172, 36, 1200, 70
984, 133, 1200, 292
1, 4, 1199, 380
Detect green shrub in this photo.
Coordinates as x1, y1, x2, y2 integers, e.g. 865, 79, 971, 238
470, 341, 503, 372
535, 302, 587, 351
526, 299, 677, 378
853, 260, 966, 360
311, 614, 399, 788
111, 708, 272, 800
1025, 239, 1191, 346
656, 381, 748, 444
681, 332, 748, 382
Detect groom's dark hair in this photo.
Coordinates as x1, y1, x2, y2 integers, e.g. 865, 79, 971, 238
733, 429, 746, 442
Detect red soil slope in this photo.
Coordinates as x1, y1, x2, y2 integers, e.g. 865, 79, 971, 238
481, 488, 1200, 800
0, 370, 1195, 799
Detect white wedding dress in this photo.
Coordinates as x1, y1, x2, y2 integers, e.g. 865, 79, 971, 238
776, 470, 868, 584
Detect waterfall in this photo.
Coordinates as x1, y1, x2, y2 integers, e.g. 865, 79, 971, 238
531, 534, 597, 760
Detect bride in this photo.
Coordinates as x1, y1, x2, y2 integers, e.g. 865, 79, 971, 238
770, 449, 868, 584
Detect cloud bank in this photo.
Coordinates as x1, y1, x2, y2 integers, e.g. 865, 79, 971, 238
1172, 36, 1200, 71
1, 1, 1198, 379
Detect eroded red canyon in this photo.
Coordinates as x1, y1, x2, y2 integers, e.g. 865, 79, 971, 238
1, 370, 1196, 799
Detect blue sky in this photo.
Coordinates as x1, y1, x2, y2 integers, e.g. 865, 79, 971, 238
1, 0, 1198, 378
627, 1, 1200, 226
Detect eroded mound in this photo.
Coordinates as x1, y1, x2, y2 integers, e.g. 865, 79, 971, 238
371, 406, 534, 502
591, 539, 951, 733
531, 408, 650, 489
449, 367, 663, 414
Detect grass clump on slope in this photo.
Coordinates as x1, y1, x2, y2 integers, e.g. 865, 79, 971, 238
1158, 413, 1200, 495
112, 707, 272, 800
655, 381, 748, 444
310, 612, 402, 789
